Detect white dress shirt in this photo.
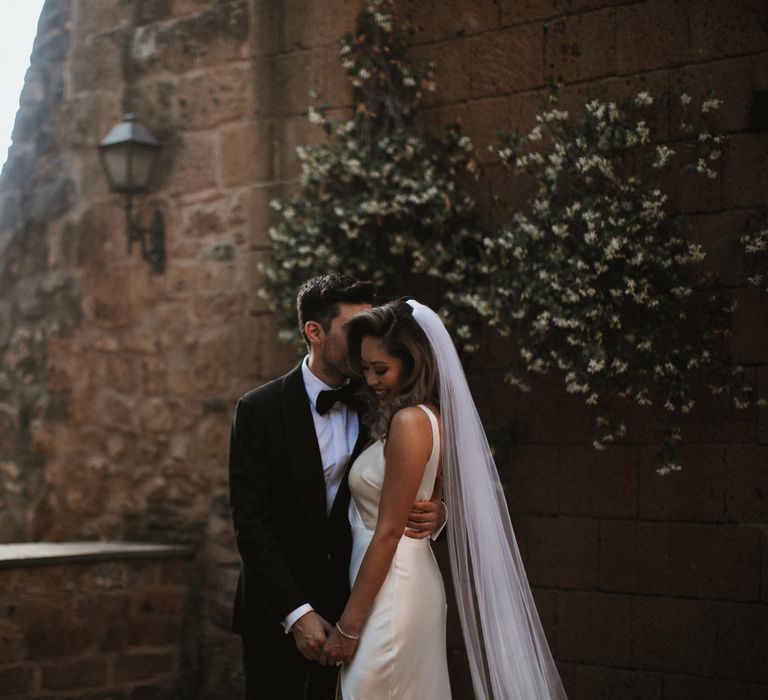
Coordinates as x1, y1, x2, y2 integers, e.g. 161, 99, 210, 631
282, 358, 360, 633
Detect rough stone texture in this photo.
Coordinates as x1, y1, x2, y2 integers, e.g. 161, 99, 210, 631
0, 551, 192, 699
0, 0, 767, 698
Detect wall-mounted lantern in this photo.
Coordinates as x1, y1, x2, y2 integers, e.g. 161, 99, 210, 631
98, 114, 165, 274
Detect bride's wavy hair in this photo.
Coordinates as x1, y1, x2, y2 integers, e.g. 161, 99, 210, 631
347, 300, 439, 439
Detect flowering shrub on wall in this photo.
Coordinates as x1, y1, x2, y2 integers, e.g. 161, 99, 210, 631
459, 91, 760, 472
263, 1, 763, 471
741, 209, 768, 296
263, 0, 482, 344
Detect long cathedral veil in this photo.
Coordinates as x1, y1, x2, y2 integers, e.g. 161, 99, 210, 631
406, 300, 567, 700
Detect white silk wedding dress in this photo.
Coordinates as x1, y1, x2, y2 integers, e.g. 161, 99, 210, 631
338, 404, 451, 699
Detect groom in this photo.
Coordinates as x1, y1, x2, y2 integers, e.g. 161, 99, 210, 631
229, 274, 443, 699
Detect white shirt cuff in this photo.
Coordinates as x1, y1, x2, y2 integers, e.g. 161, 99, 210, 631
431, 501, 448, 541
282, 603, 314, 634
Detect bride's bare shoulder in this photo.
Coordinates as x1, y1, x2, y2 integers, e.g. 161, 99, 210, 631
386, 407, 433, 462
389, 406, 432, 439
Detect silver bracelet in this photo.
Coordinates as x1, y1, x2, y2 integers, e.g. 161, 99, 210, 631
335, 622, 360, 640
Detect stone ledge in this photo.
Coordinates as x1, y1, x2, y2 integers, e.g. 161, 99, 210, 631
0, 542, 195, 569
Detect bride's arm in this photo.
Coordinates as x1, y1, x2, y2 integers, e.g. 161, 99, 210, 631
319, 406, 433, 665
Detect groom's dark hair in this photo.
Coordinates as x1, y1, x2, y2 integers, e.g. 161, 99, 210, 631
297, 274, 375, 344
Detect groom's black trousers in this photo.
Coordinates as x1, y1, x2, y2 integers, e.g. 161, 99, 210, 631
241, 627, 338, 700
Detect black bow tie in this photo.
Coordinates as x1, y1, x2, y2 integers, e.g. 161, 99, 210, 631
316, 382, 359, 415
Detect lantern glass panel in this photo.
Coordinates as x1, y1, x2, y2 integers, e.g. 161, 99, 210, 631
130, 144, 158, 190
100, 143, 132, 192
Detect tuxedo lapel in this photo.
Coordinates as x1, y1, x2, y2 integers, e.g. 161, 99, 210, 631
281, 364, 327, 528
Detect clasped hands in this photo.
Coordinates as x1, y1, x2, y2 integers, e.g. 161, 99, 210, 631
293, 494, 445, 665
292, 610, 358, 666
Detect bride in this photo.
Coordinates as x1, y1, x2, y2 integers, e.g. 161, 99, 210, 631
320, 299, 567, 700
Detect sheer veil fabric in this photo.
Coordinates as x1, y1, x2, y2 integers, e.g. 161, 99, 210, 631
406, 300, 567, 700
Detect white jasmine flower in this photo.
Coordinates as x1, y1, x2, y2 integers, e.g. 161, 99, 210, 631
653, 145, 675, 168
701, 98, 723, 113
634, 91, 653, 107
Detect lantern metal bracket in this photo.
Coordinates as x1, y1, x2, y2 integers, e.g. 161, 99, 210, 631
126, 195, 165, 275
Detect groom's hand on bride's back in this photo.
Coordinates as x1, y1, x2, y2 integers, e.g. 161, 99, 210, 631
292, 611, 332, 661
404, 472, 446, 540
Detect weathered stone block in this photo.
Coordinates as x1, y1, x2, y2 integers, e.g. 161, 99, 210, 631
632, 596, 719, 674
0, 665, 35, 696
401, 0, 500, 44
558, 446, 638, 518
276, 114, 326, 180
638, 445, 727, 522
515, 373, 593, 445
714, 600, 768, 682
158, 559, 191, 586
113, 651, 176, 683
0, 620, 25, 664
180, 198, 228, 241
72, 205, 124, 269
222, 122, 275, 187
556, 591, 632, 666
237, 183, 286, 250
687, 210, 751, 288
28, 171, 74, 224
128, 1, 249, 76
616, 0, 690, 75
724, 132, 768, 209
123, 616, 183, 648
601, 520, 761, 601
411, 39, 471, 108
72, 30, 125, 93
81, 268, 133, 327
753, 52, 768, 92
663, 674, 759, 700
759, 367, 768, 446
468, 25, 545, 97
680, 371, 759, 445
545, 9, 616, 84
133, 589, 187, 616
513, 515, 599, 589
669, 57, 753, 136
128, 683, 178, 700
659, 161, 722, 214
282, 0, 362, 50
690, 0, 768, 62
503, 445, 561, 516
500, 0, 569, 26
730, 289, 768, 366
600, 519, 668, 595
164, 132, 218, 195
124, 81, 176, 134
75, 592, 131, 620
42, 658, 109, 690
139, 398, 175, 434
725, 446, 768, 523
177, 64, 251, 129
569, 665, 663, 700
25, 617, 93, 659
251, 314, 298, 381
73, 0, 131, 36
668, 523, 760, 600
464, 95, 513, 157
253, 51, 313, 117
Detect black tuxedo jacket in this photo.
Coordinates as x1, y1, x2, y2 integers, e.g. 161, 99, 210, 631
228, 363, 369, 636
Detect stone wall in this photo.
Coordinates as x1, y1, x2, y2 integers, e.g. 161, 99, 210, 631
0, 0, 766, 698
0, 543, 194, 699
397, 1, 768, 698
